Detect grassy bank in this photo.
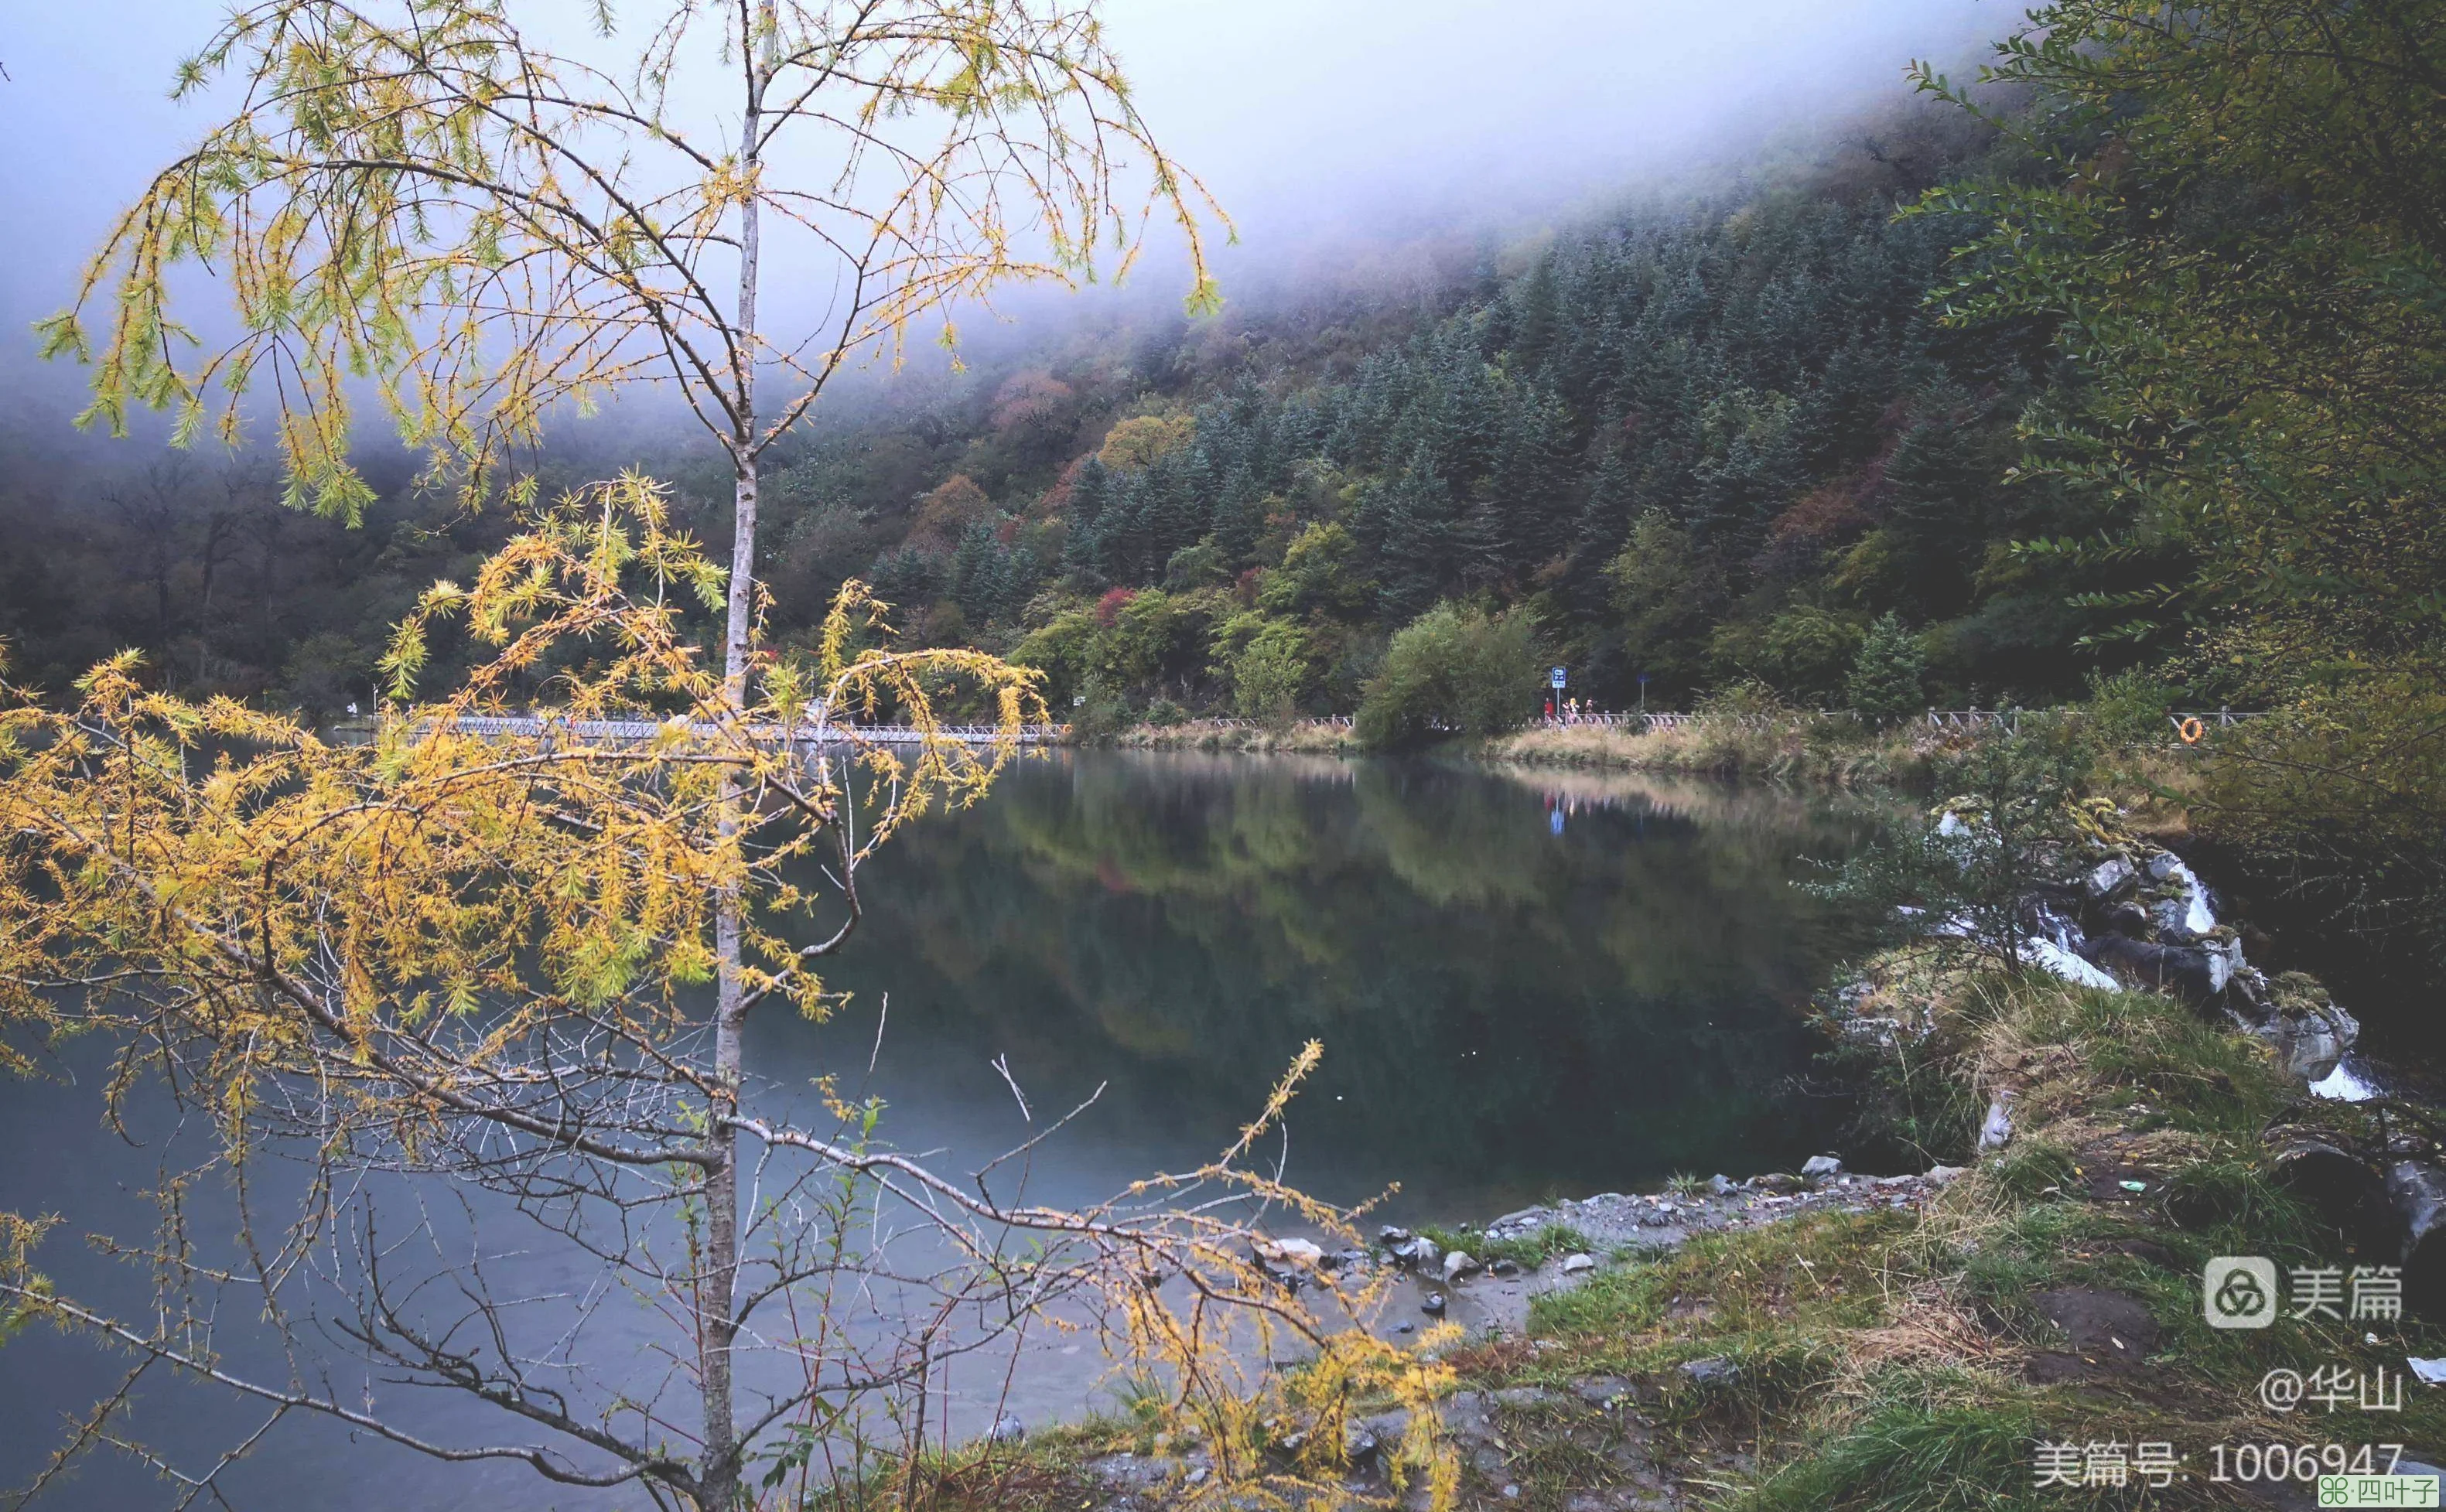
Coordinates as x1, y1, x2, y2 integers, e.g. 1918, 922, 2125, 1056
1097, 716, 2218, 820
1435, 955, 2446, 1509
1097, 715, 1922, 778
1105, 718, 1365, 754
840, 952, 2441, 1512
1480, 720, 1935, 785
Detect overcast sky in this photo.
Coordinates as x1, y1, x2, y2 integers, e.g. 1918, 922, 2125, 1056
0, 1, 2006, 422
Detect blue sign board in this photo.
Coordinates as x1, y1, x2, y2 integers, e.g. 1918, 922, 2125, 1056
1549, 667, 1566, 689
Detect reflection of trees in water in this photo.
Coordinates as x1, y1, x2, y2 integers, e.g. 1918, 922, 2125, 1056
825, 754, 1866, 1206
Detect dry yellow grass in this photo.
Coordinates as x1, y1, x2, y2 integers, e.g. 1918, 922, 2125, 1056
1111, 720, 1363, 754
1482, 719, 1927, 785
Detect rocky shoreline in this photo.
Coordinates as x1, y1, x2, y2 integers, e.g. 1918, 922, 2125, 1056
1368, 1162, 1957, 1341
1069, 1156, 1962, 1512
1868, 815, 2369, 1091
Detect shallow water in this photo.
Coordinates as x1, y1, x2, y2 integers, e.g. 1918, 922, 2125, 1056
0, 752, 1876, 1510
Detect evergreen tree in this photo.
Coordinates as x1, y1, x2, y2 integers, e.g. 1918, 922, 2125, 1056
867, 545, 941, 616
1061, 456, 1117, 582
1369, 445, 1461, 621
1564, 447, 1638, 608
1210, 462, 1265, 566
1882, 413, 1989, 618
1485, 383, 1574, 574
950, 521, 1000, 622
1509, 250, 1561, 374
1846, 612, 1928, 723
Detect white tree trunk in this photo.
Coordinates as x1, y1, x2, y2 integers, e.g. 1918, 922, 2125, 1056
703, 9, 774, 1503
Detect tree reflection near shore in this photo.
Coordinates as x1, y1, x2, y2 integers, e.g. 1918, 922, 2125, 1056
758, 753, 1884, 1220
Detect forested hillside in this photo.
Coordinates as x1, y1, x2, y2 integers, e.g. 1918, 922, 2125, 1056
4, 97, 2072, 719
771, 99, 2093, 722
8, 0, 2441, 757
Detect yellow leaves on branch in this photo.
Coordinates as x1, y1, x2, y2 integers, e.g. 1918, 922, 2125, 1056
43, 0, 1226, 517
0, 478, 1458, 1506
0, 474, 1042, 1145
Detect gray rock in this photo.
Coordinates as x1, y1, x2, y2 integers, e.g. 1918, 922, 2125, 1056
1396, 1236, 1443, 1272
1801, 1155, 1843, 1178
2150, 895, 2198, 944
1420, 1293, 1447, 1316
2145, 852, 2183, 883
1679, 1357, 1739, 1387
2388, 1162, 2446, 1317
1491, 1386, 1558, 1408
1255, 1237, 1324, 1269
1708, 1173, 1737, 1196
1438, 1392, 1493, 1438
1378, 1225, 1413, 1245
989, 1412, 1025, 1442
2243, 974, 2361, 1083
2086, 855, 2136, 901
2270, 1135, 2390, 1246
1442, 1250, 1481, 1284
1978, 1094, 2015, 1152
1558, 1252, 1598, 1275
1085, 1451, 1167, 1490
2258, 1003, 2360, 1083
1925, 1164, 1966, 1184
1354, 1408, 1412, 1443
2088, 933, 2234, 999
1570, 1376, 1636, 1408
1488, 1258, 1520, 1277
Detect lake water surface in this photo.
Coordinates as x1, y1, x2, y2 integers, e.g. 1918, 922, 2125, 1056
774, 751, 1874, 1219
0, 752, 1874, 1510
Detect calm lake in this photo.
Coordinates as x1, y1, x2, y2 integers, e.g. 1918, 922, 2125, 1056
0, 752, 1875, 1509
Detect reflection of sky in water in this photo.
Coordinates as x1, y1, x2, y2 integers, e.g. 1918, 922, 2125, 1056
0, 753, 1875, 1510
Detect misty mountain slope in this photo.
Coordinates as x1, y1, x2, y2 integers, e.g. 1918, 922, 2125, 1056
743, 119, 2127, 718
0, 104, 2120, 718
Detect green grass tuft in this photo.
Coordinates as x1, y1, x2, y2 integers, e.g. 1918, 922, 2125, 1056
1416, 1220, 1596, 1270
1726, 1402, 2041, 1511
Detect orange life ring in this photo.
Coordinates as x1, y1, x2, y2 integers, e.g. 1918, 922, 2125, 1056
2178, 716, 2205, 745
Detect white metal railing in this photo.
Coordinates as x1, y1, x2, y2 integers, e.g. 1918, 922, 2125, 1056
2168, 708, 2254, 734
1138, 715, 1357, 732
1925, 708, 2017, 732
1525, 706, 2263, 738
357, 707, 2254, 748
354, 714, 1071, 746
